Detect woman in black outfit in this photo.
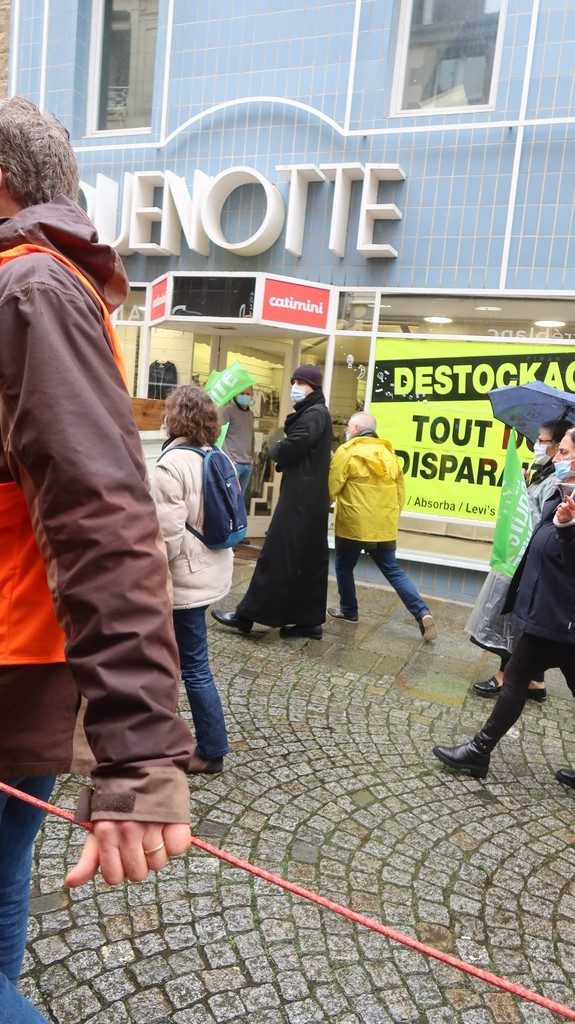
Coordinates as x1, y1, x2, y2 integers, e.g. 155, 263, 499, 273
433, 427, 575, 785
468, 418, 572, 703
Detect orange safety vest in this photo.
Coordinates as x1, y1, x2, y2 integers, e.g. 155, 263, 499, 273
0, 244, 128, 664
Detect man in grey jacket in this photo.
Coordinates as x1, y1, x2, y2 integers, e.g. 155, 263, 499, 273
220, 385, 256, 514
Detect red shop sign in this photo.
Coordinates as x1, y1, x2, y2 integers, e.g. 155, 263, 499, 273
150, 277, 168, 322
262, 279, 330, 330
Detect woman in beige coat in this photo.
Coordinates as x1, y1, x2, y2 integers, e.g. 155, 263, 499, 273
152, 386, 232, 773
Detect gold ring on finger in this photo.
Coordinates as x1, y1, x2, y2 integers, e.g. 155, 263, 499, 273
143, 840, 166, 855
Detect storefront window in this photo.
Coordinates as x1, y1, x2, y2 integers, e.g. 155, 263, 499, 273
396, 0, 502, 112
337, 292, 375, 332
330, 337, 371, 448
91, 0, 158, 131
148, 328, 211, 398
376, 295, 575, 339
114, 286, 146, 396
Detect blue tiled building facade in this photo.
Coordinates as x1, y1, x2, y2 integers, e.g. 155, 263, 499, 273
9, 1, 575, 291
8, 0, 575, 601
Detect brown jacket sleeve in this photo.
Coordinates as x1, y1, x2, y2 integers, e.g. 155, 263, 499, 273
0, 254, 193, 822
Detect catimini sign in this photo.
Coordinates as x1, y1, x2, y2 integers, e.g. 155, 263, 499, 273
150, 276, 168, 322
262, 278, 330, 329
79, 163, 405, 260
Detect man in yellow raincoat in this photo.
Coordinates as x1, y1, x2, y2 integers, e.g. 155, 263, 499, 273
328, 412, 437, 640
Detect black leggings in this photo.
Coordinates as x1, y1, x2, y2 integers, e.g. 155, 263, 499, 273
499, 649, 544, 683
481, 633, 575, 748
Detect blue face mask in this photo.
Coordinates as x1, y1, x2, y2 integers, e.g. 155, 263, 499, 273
291, 384, 307, 405
235, 394, 251, 409
554, 459, 574, 481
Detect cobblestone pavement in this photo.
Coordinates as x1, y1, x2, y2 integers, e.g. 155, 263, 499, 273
21, 564, 575, 1023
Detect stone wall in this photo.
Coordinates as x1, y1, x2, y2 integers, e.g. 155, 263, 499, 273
0, 0, 10, 98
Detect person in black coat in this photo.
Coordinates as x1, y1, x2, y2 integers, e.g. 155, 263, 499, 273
433, 426, 575, 784
211, 365, 332, 640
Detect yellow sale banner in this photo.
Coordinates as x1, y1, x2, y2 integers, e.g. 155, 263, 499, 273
371, 339, 575, 523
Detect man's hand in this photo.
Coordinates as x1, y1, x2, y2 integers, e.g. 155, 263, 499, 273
65, 820, 192, 887
555, 492, 575, 526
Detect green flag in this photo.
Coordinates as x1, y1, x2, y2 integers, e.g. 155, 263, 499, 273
204, 360, 257, 408
490, 429, 532, 577
205, 359, 257, 448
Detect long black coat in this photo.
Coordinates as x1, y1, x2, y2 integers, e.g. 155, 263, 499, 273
237, 389, 332, 626
503, 489, 575, 644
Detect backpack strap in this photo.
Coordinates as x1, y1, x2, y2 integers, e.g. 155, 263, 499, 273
156, 444, 211, 543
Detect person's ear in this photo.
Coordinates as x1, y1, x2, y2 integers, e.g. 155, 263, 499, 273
0, 171, 24, 216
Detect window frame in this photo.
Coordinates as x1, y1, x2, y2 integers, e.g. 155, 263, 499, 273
86, 0, 160, 137
390, 0, 508, 118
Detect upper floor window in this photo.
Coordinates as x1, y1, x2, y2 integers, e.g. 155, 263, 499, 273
90, 0, 159, 132
395, 0, 503, 113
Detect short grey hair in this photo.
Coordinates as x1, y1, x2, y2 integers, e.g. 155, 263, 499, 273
0, 96, 79, 208
349, 411, 377, 433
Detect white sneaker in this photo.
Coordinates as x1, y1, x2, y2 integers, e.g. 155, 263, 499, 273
418, 613, 437, 642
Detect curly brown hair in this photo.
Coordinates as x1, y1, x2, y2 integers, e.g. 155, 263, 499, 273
163, 385, 219, 445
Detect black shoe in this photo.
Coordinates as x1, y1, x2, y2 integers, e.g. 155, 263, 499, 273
279, 624, 323, 639
473, 677, 547, 703
188, 756, 224, 775
473, 676, 501, 697
432, 739, 490, 779
556, 768, 575, 790
211, 609, 252, 634
327, 607, 358, 622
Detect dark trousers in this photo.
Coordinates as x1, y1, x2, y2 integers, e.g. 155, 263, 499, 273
334, 538, 428, 621
480, 633, 575, 748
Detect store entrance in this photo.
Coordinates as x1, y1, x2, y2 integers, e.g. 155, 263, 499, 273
218, 337, 294, 538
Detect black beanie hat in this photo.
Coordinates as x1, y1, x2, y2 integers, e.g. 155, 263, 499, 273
291, 364, 322, 390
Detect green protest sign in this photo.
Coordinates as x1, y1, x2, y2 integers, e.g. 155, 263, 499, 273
490, 429, 532, 577
205, 360, 257, 408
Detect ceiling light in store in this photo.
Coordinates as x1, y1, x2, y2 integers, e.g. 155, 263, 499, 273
424, 316, 453, 324
474, 305, 501, 311
380, 304, 392, 308
534, 320, 565, 328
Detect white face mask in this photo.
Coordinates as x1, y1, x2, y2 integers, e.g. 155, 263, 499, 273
291, 384, 307, 405
531, 441, 551, 465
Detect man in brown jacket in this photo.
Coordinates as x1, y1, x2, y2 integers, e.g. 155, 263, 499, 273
0, 97, 194, 1022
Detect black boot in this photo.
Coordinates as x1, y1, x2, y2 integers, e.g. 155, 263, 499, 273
556, 768, 575, 790
432, 732, 492, 779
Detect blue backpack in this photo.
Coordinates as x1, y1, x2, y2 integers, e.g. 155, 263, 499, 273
158, 445, 247, 549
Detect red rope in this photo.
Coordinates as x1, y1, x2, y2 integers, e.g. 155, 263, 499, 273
2, 780, 575, 1021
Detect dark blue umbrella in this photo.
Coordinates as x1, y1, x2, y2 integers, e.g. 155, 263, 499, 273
488, 381, 575, 443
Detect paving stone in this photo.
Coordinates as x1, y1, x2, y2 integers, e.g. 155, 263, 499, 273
31, 935, 70, 965
50, 984, 102, 1021
126, 988, 172, 1021
201, 965, 246, 994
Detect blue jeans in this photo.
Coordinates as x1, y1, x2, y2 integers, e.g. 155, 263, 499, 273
0, 775, 56, 1023
335, 539, 429, 621
173, 607, 229, 761
235, 463, 253, 513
